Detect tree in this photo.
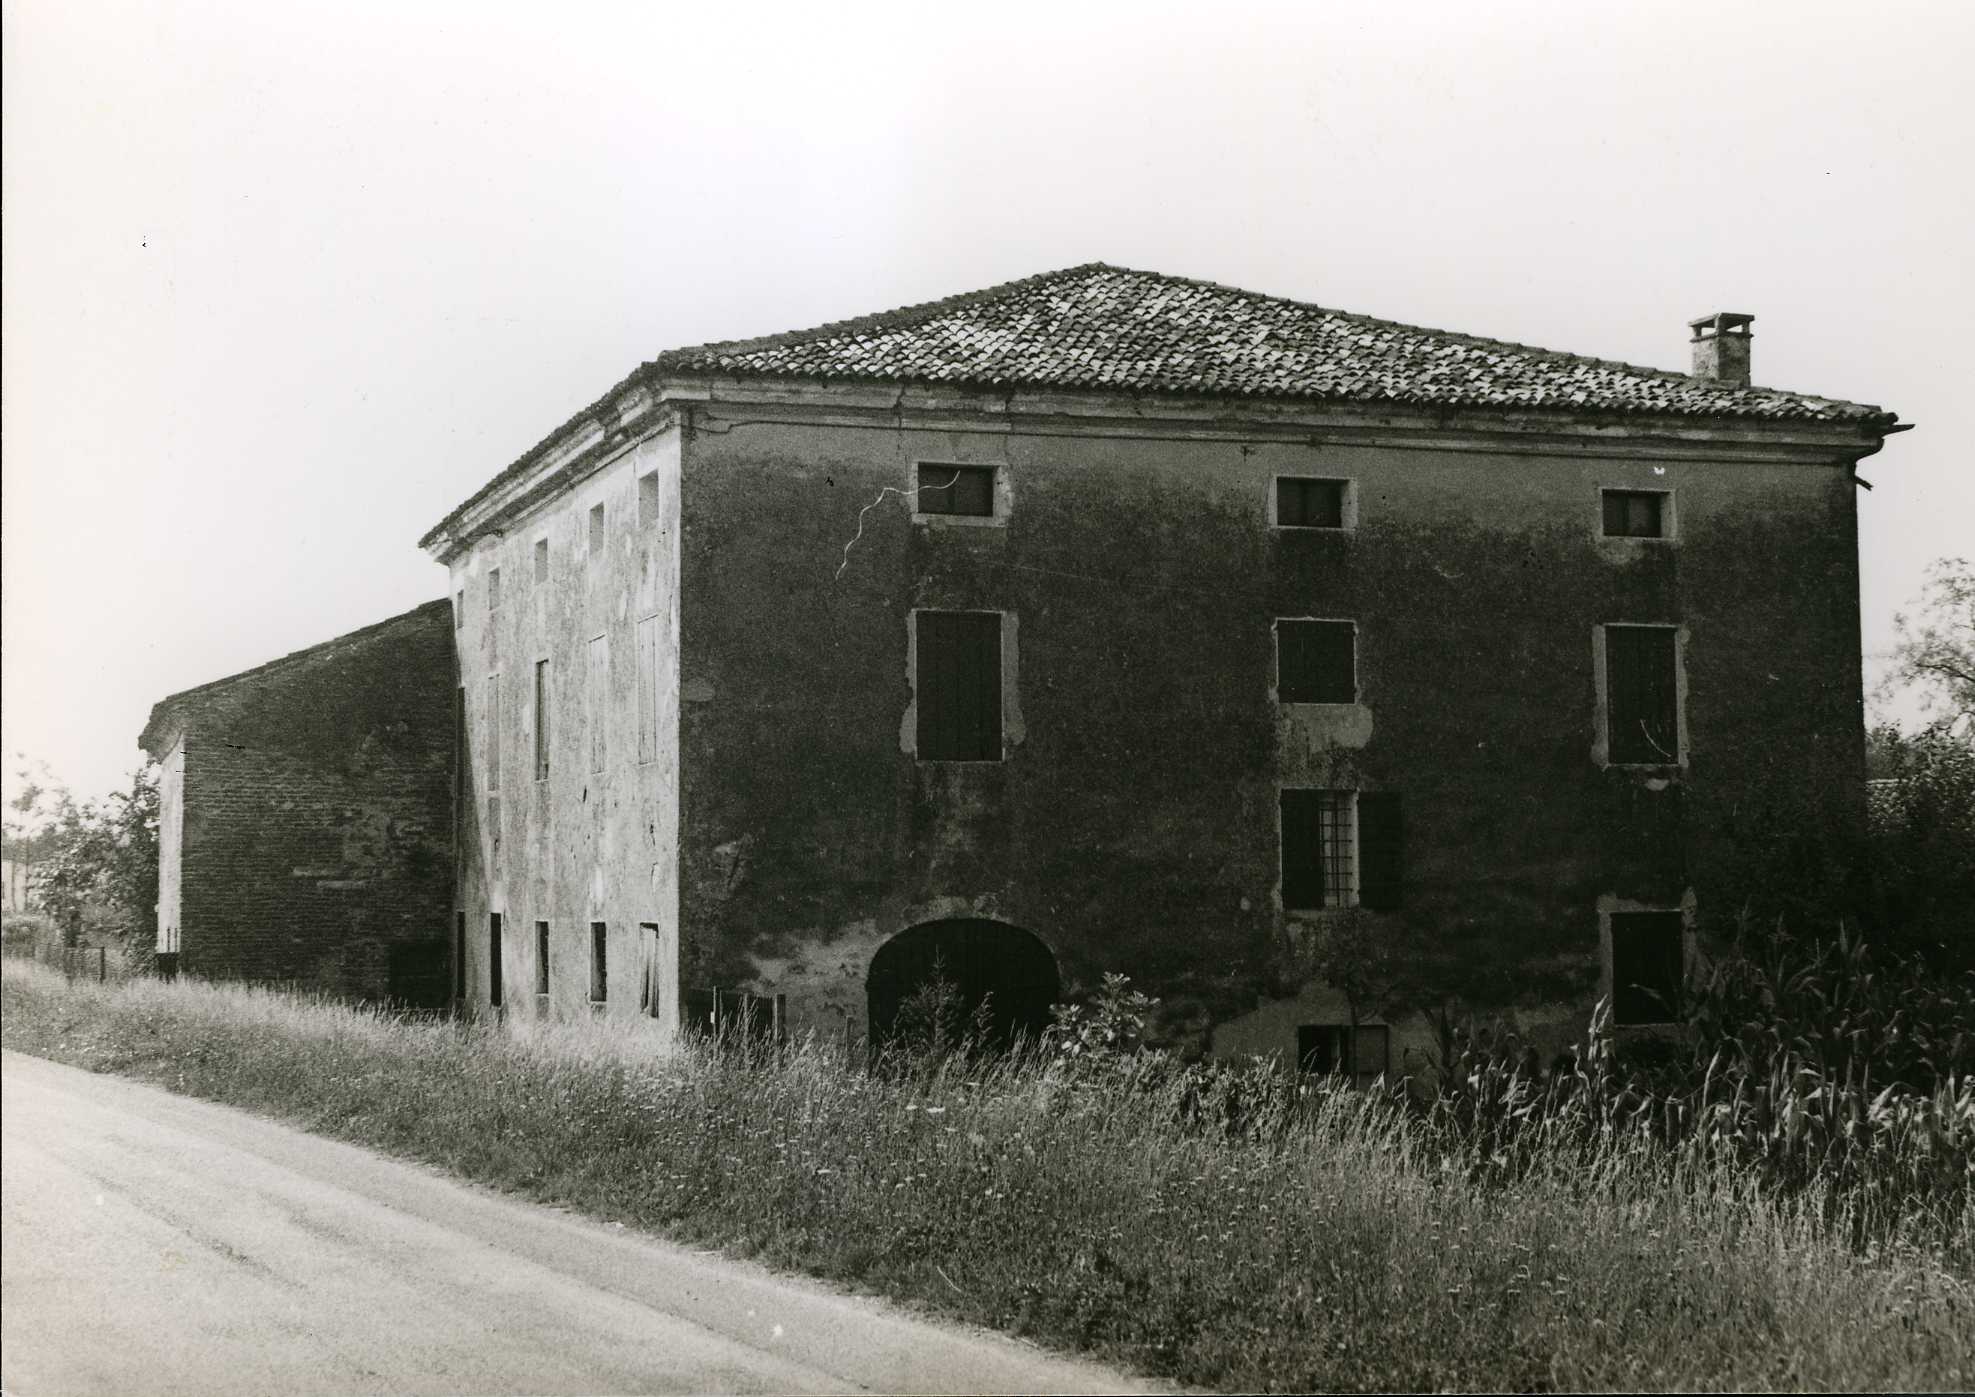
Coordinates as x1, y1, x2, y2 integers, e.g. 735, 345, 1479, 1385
10, 762, 160, 954
1882, 556, 1975, 734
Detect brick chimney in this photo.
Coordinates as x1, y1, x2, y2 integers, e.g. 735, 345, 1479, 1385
1689, 312, 1754, 386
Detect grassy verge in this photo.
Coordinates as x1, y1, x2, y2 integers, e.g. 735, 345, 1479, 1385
5, 960, 1970, 1392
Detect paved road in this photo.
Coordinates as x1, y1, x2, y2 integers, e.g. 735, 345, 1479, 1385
1, 1050, 1161, 1396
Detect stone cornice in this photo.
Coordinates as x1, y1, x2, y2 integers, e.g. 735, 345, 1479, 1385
420, 372, 1905, 562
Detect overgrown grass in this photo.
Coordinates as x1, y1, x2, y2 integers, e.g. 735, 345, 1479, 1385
5, 960, 1970, 1392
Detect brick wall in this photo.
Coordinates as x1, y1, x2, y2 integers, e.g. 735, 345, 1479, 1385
146, 601, 456, 1003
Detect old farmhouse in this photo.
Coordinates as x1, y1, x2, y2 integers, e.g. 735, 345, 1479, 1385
140, 600, 457, 1001
420, 264, 1905, 1070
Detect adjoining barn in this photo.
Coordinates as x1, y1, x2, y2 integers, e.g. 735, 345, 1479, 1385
419, 264, 1906, 1067
139, 600, 456, 1004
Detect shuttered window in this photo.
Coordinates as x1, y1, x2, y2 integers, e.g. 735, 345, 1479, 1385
636, 615, 659, 764
1357, 792, 1404, 911
1606, 626, 1679, 764
1601, 489, 1667, 539
917, 464, 995, 517
1277, 620, 1356, 703
916, 611, 1002, 762
1611, 910, 1684, 1024
1276, 477, 1346, 529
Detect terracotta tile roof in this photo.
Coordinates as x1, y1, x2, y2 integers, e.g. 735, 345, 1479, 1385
650, 262, 1893, 424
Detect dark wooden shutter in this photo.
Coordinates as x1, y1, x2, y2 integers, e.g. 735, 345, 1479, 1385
1357, 791, 1404, 910
1607, 627, 1678, 764
1611, 911, 1683, 1024
917, 611, 1001, 760
1281, 790, 1325, 910
1279, 620, 1355, 703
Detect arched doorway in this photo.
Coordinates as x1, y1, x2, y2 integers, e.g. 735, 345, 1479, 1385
867, 918, 1059, 1050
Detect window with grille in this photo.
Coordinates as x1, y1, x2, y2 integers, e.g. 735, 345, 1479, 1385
917, 464, 995, 517
1605, 625, 1680, 765
1601, 489, 1668, 539
915, 610, 1002, 762
1276, 477, 1348, 529
1297, 1023, 1390, 1082
1611, 910, 1684, 1024
1277, 619, 1356, 703
1281, 790, 1357, 909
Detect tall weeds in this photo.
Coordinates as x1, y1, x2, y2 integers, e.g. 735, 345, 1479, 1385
4, 948, 1971, 1392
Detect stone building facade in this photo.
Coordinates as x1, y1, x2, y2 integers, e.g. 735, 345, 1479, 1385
140, 600, 457, 1002
421, 265, 1905, 1069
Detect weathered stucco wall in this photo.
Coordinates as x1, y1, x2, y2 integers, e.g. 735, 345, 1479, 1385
450, 425, 682, 1024
674, 404, 1867, 1062
142, 601, 457, 1001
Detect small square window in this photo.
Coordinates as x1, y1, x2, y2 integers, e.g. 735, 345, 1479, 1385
1281, 789, 1357, 910
589, 502, 606, 555
533, 538, 548, 583
1611, 910, 1683, 1025
1277, 620, 1356, 703
590, 922, 609, 1004
638, 471, 661, 528
1277, 477, 1347, 529
1602, 489, 1667, 539
918, 464, 995, 517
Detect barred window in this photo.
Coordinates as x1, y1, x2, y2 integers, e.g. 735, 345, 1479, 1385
1281, 789, 1357, 910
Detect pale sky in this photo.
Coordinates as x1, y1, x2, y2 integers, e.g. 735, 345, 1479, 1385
4, 0, 1970, 802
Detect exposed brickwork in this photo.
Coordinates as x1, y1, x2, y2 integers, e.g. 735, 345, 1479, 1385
141, 601, 457, 1003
